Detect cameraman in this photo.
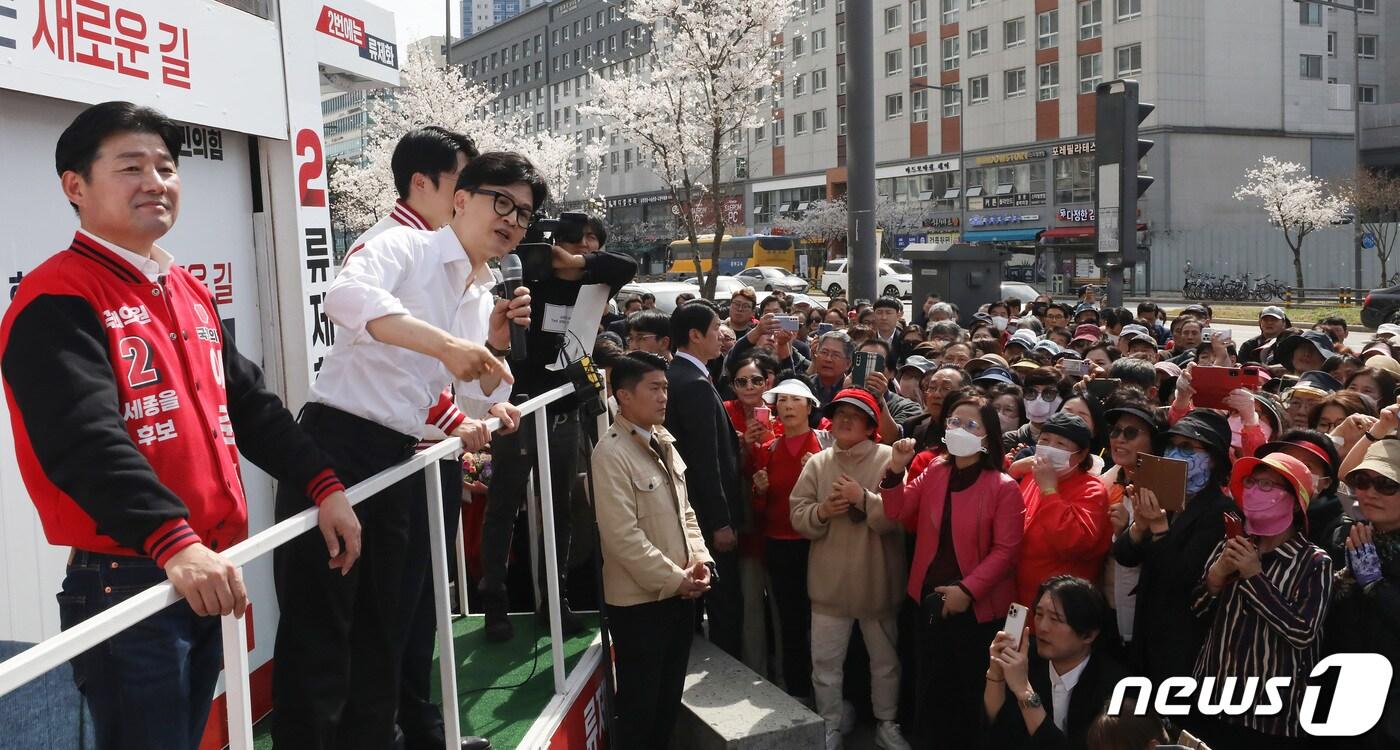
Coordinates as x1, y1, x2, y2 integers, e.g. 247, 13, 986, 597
479, 215, 637, 642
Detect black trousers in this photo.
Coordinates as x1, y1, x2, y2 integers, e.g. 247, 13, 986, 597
271, 403, 417, 750
479, 408, 580, 599
699, 544, 743, 658
765, 537, 812, 698
397, 457, 465, 750
609, 596, 695, 750
913, 608, 1001, 750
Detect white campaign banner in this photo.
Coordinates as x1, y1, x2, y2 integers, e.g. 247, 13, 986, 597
0, 0, 288, 138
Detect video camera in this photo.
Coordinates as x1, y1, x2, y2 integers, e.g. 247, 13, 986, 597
512, 212, 595, 283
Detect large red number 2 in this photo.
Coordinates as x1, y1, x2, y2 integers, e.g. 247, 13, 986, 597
118, 336, 161, 388
296, 128, 326, 207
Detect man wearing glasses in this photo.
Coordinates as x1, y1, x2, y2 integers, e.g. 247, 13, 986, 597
478, 211, 635, 643
271, 153, 537, 749
807, 330, 855, 407
626, 308, 673, 359
725, 287, 758, 337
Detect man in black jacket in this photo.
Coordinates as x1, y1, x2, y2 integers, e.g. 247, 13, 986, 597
665, 301, 744, 657
983, 576, 1129, 750
479, 216, 637, 642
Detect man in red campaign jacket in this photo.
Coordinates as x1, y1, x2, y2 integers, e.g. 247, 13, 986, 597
0, 101, 359, 750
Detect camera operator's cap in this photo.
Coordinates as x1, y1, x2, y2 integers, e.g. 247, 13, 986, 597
972, 366, 1016, 387
1378, 323, 1400, 339
899, 355, 937, 375
1369, 354, 1400, 378
1072, 324, 1103, 345
1289, 370, 1342, 399
1349, 439, 1400, 485
1274, 330, 1338, 371
823, 388, 881, 426
1040, 412, 1093, 450
763, 378, 819, 407
1260, 306, 1287, 320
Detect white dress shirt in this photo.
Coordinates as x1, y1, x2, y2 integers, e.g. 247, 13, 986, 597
1048, 655, 1091, 733
81, 230, 173, 282
312, 225, 510, 437
674, 350, 711, 381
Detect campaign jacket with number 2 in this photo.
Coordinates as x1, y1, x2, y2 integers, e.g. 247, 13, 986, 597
0, 232, 343, 568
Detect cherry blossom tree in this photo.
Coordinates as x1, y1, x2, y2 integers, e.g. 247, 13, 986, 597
1341, 169, 1400, 283
582, 0, 798, 299
773, 197, 932, 257
331, 46, 600, 235
1234, 156, 1349, 291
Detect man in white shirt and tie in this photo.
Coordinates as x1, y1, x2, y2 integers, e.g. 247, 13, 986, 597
271, 152, 539, 750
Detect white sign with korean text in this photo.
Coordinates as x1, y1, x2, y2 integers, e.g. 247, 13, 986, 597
311, 1, 400, 84
0, 0, 288, 137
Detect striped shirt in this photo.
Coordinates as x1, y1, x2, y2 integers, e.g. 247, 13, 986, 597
1191, 534, 1332, 737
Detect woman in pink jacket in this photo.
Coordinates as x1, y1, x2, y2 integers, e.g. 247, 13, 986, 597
881, 388, 1025, 750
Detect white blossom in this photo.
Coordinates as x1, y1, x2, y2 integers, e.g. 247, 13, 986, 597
1234, 156, 1349, 290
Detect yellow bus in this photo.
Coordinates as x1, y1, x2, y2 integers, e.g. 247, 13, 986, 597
665, 234, 799, 275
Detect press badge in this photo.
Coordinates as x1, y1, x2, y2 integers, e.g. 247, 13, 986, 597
542, 304, 573, 334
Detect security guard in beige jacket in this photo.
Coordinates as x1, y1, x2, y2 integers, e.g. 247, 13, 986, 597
592, 352, 712, 750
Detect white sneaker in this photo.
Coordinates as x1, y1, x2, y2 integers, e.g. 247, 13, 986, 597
874, 720, 911, 750
824, 728, 843, 750
839, 700, 857, 735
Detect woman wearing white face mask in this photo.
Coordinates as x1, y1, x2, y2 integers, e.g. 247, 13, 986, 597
881, 389, 1024, 750
1002, 367, 1069, 461
1016, 412, 1113, 625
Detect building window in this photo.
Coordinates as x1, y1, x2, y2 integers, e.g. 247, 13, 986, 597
813, 28, 827, 52
1358, 35, 1377, 59
885, 49, 903, 76
838, 106, 848, 135
941, 0, 958, 25
1079, 52, 1102, 93
911, 43, 928, 77
1005, 67, 1026, 98
1039, 62, 1059, 100
886, 92, 905, 119
609, 151, 619, 173
773, 118, 785, 146
1359, 84, 1378, 104
839, 22, 846, 53
813, 0, 827, 12
839, 64, 847, 94
1078, 0, 1102, 40
969, 27, 988, 56
1300, 54, 1323, 79
794, 112, 807, 136
969, 75, 989, 103
1357, 0, 1376, 11
793, 34, 805, 57
1005, 17, 1026, 48
969, 0, 985, 6
754, 124, 766, 142
942, 87, 961, 117
885, 5, 901, 32
1115, 0, 1140, 20
1038, 10, 1059, 49
814, 108, 828, 131
912, 89, 929, 121
813, 68, 828, 91
1328, 32, 1337, 56
1055, 154, 1096, 203
911, 0, 927, 33
942, 35, 960, 70
1115, 43, 1141, 76
794, 73, 806, 96
623, 149, 632, 171
1299, 2, 1322, 25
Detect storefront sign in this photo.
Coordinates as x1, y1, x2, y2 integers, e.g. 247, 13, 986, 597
969, 213, 1040, 228
2, 0, 288, 137
979, 192, 1046, 209
925, 216, 961, 228
1059, 208, 1096, 222
974, 149, 1048, 167
1050, 140, 1096, 157
605, 191, 671, 208
876, 158, 960, 179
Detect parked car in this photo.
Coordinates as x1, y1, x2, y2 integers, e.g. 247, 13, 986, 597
683, 275, 747, 302
819, 259, 913, 300
1363, 284, 1400, 329
616, 282, 705, 314
1000, 281, 1042, 306
734, 266, 809, 294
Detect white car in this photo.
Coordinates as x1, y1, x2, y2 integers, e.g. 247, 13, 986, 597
820, 259, 913, 300
616, 282, 704, 314
733, 266, 809, 294
683, 275, 747, 302
1000, 282, 1043, 305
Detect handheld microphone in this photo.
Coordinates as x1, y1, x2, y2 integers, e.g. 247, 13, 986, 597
499, 253, 528, 363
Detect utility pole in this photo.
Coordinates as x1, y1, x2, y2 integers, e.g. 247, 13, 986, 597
846, 0, 877, 302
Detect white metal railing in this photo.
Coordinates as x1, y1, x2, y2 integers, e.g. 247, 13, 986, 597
0, 382, 582, 750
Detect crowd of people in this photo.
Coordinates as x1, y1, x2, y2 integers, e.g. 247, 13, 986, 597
590, 286, 1400, 750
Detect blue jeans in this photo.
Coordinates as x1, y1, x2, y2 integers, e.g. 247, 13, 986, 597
58, 551, 222, 750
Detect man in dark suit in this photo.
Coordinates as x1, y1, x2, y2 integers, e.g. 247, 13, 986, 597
664, 301, 744, 658
982, 576, 1129, 750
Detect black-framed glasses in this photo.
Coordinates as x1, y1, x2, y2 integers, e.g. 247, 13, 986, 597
1109, 425, 1145, 441
1349, 471, 1400, 496
1027, 388, 1060, 402
469, 188, 533, 226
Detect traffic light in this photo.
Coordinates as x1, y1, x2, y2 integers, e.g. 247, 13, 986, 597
1094, 79, 1154, 267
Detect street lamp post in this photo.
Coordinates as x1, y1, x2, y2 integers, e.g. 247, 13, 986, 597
911, 81, 965, 240
1293, 0, 1366, 291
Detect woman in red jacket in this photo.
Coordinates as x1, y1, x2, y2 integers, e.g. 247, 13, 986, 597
882, 388, 1025, 749
752, 377, 826, 702
1016, 411, 1113, 622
